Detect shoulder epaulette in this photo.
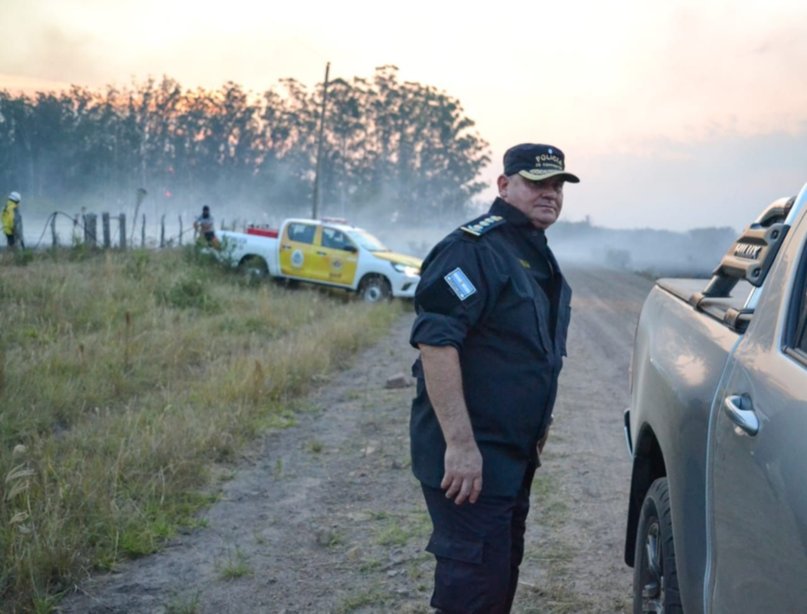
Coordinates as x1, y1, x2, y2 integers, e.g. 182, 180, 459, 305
460, 214, 506, 237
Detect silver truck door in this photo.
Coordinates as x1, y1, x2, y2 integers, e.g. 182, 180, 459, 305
706, 215, 807, 612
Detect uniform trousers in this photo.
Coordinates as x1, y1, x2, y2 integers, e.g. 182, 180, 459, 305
421, 463, 537, 614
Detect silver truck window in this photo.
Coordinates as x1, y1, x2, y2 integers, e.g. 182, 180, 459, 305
791, 237, 807, 356
795, 274, 807, 355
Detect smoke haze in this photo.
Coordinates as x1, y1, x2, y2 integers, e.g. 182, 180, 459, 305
13, 187, 739, 282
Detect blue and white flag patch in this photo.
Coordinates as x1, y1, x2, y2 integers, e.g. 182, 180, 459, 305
444, 267, 477, 301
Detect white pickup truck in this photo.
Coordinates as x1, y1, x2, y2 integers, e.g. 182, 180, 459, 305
216, 218, 422, 302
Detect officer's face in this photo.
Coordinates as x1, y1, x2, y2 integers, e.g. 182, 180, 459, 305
497, 174, 564, 229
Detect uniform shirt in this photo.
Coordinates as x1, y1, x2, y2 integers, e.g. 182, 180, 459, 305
409, 197, 572, 497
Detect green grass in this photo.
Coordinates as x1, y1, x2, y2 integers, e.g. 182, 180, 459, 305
334, 583, 389, 614
217, 547, 252, 580
307, 439, 324, 454
317, 529, 345, 548
0, 246, 402, 611
373, 509, 431, 548
165, 590, 201, 613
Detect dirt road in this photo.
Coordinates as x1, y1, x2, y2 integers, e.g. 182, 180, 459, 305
57, 266, 653, 614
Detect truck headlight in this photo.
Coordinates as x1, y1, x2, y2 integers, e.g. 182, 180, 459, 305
392, 262, 419, 277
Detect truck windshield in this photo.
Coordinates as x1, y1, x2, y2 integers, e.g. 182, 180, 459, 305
347, 229, 388, 252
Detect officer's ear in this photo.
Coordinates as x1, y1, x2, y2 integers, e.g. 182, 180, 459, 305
497, 174, 510, 199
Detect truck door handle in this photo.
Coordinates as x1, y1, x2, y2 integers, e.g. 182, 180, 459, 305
723, 395, 760, 436
316, 251, 326, 256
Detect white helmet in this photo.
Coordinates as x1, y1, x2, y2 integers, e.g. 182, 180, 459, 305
8, 191, 21, 203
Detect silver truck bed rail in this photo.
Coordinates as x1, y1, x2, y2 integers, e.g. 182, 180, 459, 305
687, 181, 807, 330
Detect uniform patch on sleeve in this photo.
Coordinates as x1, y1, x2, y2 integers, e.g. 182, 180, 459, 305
444, 267, 477, 301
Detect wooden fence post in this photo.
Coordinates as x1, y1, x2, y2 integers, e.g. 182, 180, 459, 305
102, 212, 111, 248
83, 213, 98, 248
160, 214, 166, 248
178, 215, 183, 246
50, 214, 58, 247
141, 214, 146, 248
118, 213, 127, 249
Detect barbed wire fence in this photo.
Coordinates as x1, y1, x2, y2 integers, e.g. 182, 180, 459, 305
16, 210, 204, 252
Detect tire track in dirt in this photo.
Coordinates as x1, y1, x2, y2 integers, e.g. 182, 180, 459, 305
57, 266, 653, 614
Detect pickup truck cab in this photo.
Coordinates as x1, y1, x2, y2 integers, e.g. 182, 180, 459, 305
625, 182, 807, 613
217, 218, 421, 302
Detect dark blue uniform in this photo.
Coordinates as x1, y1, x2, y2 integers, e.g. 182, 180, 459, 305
409, 197, 571, 613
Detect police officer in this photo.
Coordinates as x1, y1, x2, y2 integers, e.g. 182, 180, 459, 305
409, 143, 579, 613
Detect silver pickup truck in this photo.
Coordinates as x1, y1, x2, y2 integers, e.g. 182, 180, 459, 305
624, 182, 807, 613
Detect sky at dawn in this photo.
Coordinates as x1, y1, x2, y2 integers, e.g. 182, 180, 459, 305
2, 0, 807, 230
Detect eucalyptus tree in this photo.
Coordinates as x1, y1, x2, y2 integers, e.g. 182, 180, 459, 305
255, 78, 319, 214
0, 93, 34, 196
321, 65, 489, 222
318, 76, 368, 214
0, 68, 489, 224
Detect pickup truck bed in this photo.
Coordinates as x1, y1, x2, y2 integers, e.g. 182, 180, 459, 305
656, 278, 754, 330
655, 278, 750, 307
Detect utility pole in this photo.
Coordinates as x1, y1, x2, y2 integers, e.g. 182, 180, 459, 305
311, 62, 330, 220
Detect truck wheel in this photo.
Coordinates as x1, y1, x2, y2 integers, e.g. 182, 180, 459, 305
359, 275, 391, 303
633, 477, 682, 614
238, 256, 268, 284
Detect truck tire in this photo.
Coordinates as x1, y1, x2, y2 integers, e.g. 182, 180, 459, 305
358, 275, 391, 303
238, 256, 268, 284
633, 477, 682, 614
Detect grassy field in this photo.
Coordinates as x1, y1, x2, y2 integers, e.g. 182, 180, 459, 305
0, 246, 402, 612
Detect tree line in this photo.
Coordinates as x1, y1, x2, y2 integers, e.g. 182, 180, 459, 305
0, 66, 490, 224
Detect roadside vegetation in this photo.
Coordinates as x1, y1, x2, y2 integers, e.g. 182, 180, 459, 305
0, 247, 402, 611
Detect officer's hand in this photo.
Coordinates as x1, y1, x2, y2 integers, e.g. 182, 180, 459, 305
441, 443, 483, 505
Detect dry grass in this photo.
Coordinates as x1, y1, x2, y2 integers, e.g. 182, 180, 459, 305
0, 247, 402, 611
